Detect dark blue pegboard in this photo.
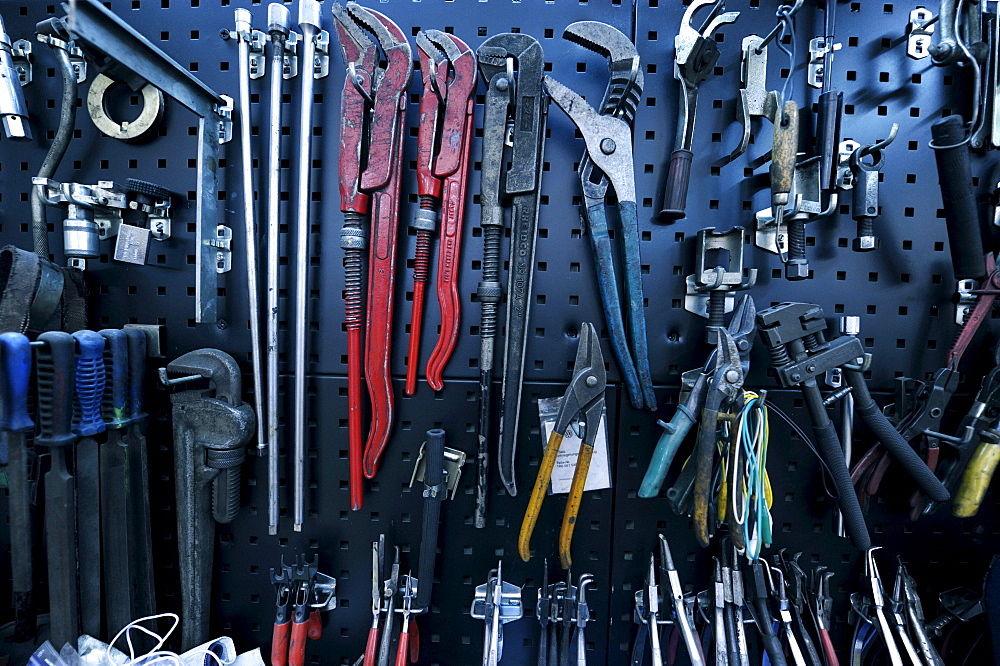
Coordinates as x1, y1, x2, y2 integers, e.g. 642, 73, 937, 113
1, 0, 1000, 664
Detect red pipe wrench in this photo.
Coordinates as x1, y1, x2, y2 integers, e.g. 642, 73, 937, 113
405, 31, 477, 395
334, 2, 413, 503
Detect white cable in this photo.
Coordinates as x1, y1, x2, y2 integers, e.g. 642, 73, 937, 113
102, 613, 227, 666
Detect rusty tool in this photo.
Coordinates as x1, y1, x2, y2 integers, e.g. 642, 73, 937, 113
333, 3, 413, 501
405, 29, 476, 395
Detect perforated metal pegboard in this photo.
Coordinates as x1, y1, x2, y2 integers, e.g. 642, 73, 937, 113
2, 0, 1000, 664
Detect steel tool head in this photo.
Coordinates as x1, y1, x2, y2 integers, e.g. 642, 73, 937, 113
268, 3, 291, 35
646, 554, 659, 615
544, 75, 636, 206
333, 3, 377, 91
676, 0, 739, 78
477, 33, 544, 80
708, 328, 744, 401
563, 21, 642, 119
553, 322, 607, 437
865, 547, 885, 606
416, 30, 476, 180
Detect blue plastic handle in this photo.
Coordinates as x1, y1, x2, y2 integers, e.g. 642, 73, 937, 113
638, 405, 696, 498
72, 330, 107, 437
0, 332, 35, 434
124, 328, 147, 424
98, 329, 128, 430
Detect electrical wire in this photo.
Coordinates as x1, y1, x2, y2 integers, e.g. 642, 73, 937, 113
774, 2, 799, 107
728, 393, 773, 561
767, 401, 839, 500
104, 613, 228, 666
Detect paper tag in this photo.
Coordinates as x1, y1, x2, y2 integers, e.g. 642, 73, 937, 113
538, 396, 611, 494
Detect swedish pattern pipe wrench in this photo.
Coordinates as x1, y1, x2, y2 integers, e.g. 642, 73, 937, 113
407, 31, 476, 395
556, 22, 654, 411
477, 34, 548, 506
332, 3, 413, 486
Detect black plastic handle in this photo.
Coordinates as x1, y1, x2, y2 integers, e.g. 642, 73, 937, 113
124, 328, 148, 424
417, 428, 446, 610
816, 91, 844, 192
35, 331, 76, 449
845, 369, 950, 502
931, 115, 986, 280
659, 149, 693, 222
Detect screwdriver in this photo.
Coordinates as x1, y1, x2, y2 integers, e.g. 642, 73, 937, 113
0, 332, 36, 642
98, 329, 134, 637
72, 330, 106, 638
36, 331, 79, 648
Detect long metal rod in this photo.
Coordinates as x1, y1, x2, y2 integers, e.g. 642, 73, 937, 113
292, 0, 320, 532
266, 4, 289, 536
235, 10, 267, 461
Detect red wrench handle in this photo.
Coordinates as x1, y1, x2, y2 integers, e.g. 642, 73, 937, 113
363, 126, 406, 478
364, 624, 379, 666
271, 620, 291, 666
288, 619, 308, 666
394, 623, 411, 666
426, 97, 475, 391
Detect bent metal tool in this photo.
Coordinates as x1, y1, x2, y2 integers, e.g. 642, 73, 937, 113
405, 29, 476, 396
333, 2, 412, 503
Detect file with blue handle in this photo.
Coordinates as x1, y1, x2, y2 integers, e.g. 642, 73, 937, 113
72, 329, 105, 638
0, 332, 36, 642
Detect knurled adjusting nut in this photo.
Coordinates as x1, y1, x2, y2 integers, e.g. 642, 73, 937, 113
477, 280, 502, 303
206, 446, 245, 469
412, 208, 438, 232
340, 226, 367, 250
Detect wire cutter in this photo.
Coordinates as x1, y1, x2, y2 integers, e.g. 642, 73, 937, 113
404, 30, 476, 396
640, 295, 755, 499
518, 322, 606, 569
551, 22, 654, 412
333, 3, 413, 500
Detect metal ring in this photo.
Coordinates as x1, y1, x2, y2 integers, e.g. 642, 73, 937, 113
86, 73, 164, 141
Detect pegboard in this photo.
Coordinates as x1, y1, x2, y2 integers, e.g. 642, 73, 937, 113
1, 0, 999, 664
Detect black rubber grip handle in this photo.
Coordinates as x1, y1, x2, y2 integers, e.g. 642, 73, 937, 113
812, 419, 871, 550
659, 149, 693, 222
759, 630, 787, 666
931, 115, 986, 280
846, 370, 950, 502
816, 91, 843, 191
417, 428, 446, 610
35, 331, 76, 449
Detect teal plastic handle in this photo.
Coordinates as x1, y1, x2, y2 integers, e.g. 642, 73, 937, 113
638, 405, 696, 498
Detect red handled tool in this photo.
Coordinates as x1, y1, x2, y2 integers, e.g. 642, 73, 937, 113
333, 3, 413, 505
404, 30, 476, 395
270, 555, 337, 666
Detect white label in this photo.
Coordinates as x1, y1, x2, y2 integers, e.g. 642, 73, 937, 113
538, 396, 612, 494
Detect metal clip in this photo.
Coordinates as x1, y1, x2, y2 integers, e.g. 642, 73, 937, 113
684, 227, 757, 322
217, 95, 234, 144
836, 139, 861, 190
907, 7, 935, 59
755, 156, 823, 255
211, 225, 233, 274
283, 31, 300, 79
956, 278, 978, 325
471, 563, 523, 665
68, 44, 87, 83
807, 36, 842, 89
11, 39, 31, 85
311, 29, 329, 79
249, 28, 267, 79
148, 196, 172, 241
408, 442, 467, 500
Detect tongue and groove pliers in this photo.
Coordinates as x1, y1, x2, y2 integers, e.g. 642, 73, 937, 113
404, 30, 476, 396
553, 22, 655, 412
333, 3, 412, 505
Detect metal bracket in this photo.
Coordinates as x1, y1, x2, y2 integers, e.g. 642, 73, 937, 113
956, 278, 978, 325
249, 29, 267, 79
807, 36, 842, 89
311, 29, 329, 79
11, 39, 32, 85
211, 225, 233, 274
471, 565, 523, 663
282, 31, 300, 79
908, 7, 935, 59
217, 94, 234, 144
409, 442, 467, 500
684, 227, 757, 318
836, 139, 861, 190
69, 44, 87, 82
755, 156, 823, 255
